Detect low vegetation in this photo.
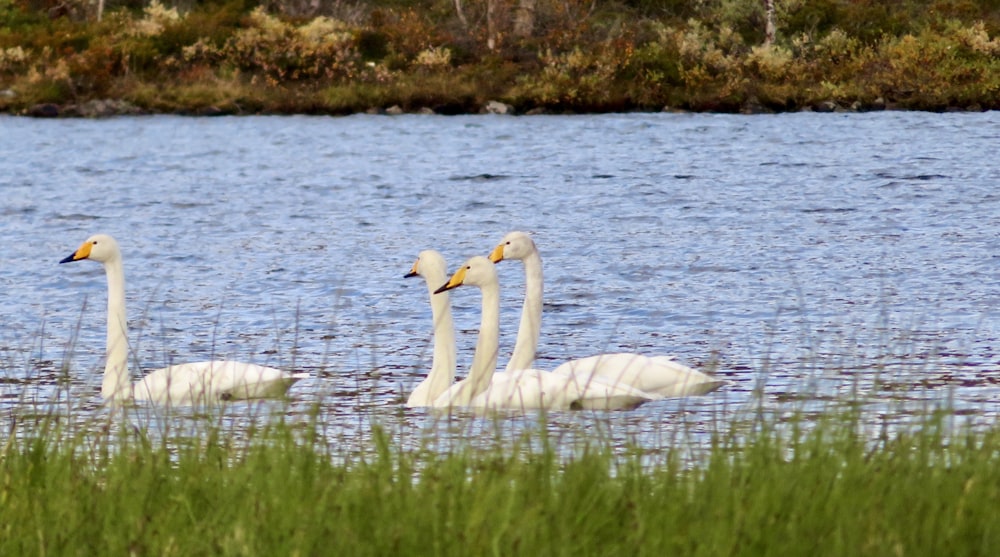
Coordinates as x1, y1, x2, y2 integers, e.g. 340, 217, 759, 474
2, 407, 999, 555
2, 0, 1000, 115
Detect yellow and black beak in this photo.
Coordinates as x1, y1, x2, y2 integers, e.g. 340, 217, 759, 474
404, 258, 419, 279
59, 241, 92, 264
434, 265, 468, 294
488, 243, 505, 264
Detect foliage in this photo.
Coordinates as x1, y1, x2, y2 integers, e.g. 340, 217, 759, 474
207, 7, 362, 83
510, 43, 631, 109
3, 0, 1000, 113
870, 21, 1000, 109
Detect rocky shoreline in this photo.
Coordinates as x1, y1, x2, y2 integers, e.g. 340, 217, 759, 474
10, 94, 992, 119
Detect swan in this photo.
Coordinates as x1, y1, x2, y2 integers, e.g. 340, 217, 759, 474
488, 231, 725, 397
60, 234, 308, 405
431, 256, 661, 411
403, 250, 457, 406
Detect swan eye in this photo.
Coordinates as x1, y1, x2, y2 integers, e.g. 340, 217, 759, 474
92, 241, 98, 245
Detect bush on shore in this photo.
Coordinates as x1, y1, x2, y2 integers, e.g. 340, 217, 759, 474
2, 0, 1000, 115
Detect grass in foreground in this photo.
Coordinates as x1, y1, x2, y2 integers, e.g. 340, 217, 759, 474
2, 409, 999, 556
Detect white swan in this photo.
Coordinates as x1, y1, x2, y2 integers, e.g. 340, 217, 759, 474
403, 250, 456, 407
60, 234, 307, 405
431, 256, 661, 411
488, 231, 725, 397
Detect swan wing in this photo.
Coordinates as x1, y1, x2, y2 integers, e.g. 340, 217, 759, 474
458, 369, 658, 411
133, 361, 304, 405
558, 369, 663, 410
552, 353, 725, 398
466, 370, 567, 410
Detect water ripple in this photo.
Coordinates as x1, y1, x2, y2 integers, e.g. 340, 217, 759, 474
2, 111, 1000, 451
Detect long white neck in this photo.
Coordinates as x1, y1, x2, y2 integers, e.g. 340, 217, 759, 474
506, 248, 542, 372
101, 255, 132, 400
408, 273, 457, 406
452, 280, 500, 405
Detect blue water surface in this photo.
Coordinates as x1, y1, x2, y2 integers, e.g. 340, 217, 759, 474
2, 111, 999, 456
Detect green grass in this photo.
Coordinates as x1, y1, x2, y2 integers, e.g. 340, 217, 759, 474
2, 406, 999, 556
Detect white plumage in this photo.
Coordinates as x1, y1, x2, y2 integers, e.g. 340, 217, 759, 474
61, 234, 307, 405
488, 231, 725, 397
430, 256, 661, 411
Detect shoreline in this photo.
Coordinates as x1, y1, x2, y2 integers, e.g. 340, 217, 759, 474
6, 94, 994, 119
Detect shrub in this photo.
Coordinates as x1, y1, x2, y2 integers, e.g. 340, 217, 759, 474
873, 22, 1000, 108
128, 0, 182, 38
0, 45, 30, 74
508, 42, 632, 110
182, 7, 364, 83
413, 45, 452, 70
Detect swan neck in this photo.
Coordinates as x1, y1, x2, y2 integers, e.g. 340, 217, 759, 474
457, 281, 500, 404
416, 279, 456, 404
507, 250, 542, 372
102, 256, 131, 400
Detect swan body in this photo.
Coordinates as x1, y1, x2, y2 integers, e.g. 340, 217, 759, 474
431, 256, 660, 411
488, 231, 725, 397
403, 250, 457, 407
462, 366, 660, 411
128, 360, 305, 404
60, 234, 307, 405
550, 353, 724, 397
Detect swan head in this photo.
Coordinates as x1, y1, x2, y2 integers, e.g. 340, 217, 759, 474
488, 230, 536, 263
435, 256, 496, 293
59, 234, 121, 265
404, 250, 447, 280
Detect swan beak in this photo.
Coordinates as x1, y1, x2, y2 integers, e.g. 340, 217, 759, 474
404, 258, 419, 278
434, 265, 468, 294
488, 243, 505, 263
59, 241, 92, 264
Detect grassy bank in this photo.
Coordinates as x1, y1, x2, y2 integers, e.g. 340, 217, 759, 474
2, 0, 1000, 116
2, 409, 999, 555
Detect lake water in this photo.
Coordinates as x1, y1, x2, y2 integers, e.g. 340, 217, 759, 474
2, 111, 999, 458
